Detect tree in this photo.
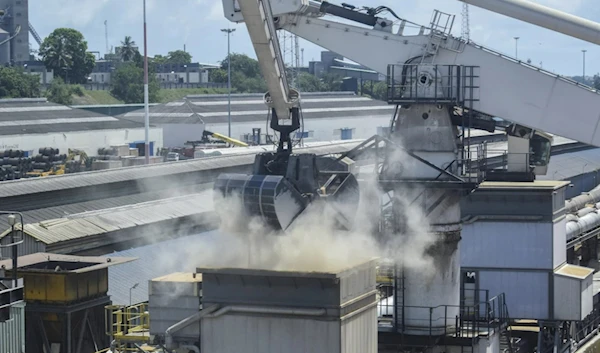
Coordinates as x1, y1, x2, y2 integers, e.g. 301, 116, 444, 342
593, 74, 600, 91
152, 54, 168, 64
221, 53, 261, 79
110, 62, 159, 104
45, 77, 73, 105
166, 50, 192, 64
0, 66, 40, 98
297, 73, 323, 92
119, 36, 138, 62
209, 69, 228, 83
39, 28, 95, 84
320, 73, 343, 91
369, 81, 387, 101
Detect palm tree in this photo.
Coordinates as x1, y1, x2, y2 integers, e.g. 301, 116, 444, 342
40, 38, 72, 82
119, 36, 137, 62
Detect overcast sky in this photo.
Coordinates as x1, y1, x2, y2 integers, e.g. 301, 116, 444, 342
30, 0, 599, 77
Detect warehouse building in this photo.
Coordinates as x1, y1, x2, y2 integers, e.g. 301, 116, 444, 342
121, 92, 396, 147
0, 98, 163, 156
0, 141, 360, 257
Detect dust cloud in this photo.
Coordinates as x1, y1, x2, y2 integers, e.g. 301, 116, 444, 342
204, 166, 439, 276
125, 146, 441, 304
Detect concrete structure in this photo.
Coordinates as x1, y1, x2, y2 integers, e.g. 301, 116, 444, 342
89, 60, 218, 85
0, 0, 29, 64
21, 60, 53, 84
149, 272, 203, 348
121, 92, 395, 147
0, 98, 163, 156
198, 259, 379, 353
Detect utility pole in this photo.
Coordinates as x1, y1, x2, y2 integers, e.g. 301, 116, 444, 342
582, 49, 587, 82
143, 0, 150, 164
104, 20, 109, 57
221, 28, 235, 137
514, 37, 520, 59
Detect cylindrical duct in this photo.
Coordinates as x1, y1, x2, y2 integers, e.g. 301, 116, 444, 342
458, 0, 600, 46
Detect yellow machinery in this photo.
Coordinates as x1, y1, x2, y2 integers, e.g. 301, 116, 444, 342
202, 130, 249, 147
0, 253, 135, 353
102, 302, 152, 352
24, 148, 88, 178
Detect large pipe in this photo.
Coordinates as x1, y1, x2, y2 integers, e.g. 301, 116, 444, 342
458, 0, 600, 46
164, 304, 219, 349
205, 305, 327, 318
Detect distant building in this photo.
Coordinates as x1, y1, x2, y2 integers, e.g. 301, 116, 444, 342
89, 60, 219, 85
22, 60, 53, 84
309, 51, 384, 82
0, 0, 30, 64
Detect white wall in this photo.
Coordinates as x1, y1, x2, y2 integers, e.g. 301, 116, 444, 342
205, 115, 392, 143
461, 222, 553, 270
162, 124, 204, 148
203, 315, 341, 353
0, 127, 163, 156
553, 217, 567, 268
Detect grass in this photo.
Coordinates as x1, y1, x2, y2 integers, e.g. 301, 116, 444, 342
72, 90, 124, 105
71, 87, 229, 105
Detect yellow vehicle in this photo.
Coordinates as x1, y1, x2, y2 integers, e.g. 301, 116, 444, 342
25, 149, 88, 178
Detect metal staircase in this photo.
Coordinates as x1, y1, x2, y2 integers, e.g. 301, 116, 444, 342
499, 303, 519, 353
28, 21, 42, 46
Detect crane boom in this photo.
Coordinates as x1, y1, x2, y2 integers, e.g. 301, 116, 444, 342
235, 0, 302, 120
225, 0, 600, 147
458, 0, 600, 46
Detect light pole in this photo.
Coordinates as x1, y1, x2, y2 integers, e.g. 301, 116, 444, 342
582, 49, 587, 81
143, 0, 150, 165
514, 37, 520, 59
129, 283, 139, 306
221, 28, 236, 137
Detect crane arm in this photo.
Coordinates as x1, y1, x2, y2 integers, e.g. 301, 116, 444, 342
231, 0, 301, 121
224, 0, 600, 147
458, 0, 600, 46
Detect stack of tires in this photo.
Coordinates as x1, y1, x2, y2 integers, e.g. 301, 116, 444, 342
32, 147, 67, 172
0, 149, 33, 181
97, 147, 120, 160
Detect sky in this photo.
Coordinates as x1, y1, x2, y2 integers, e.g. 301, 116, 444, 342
29, 0, 600, 77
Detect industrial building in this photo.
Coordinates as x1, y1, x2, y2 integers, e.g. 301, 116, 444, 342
121, 92, 395, 147
0, 97, 163, 156
0, 0, 29, 64
89, 60, 219, 85
309, 50, 385, 82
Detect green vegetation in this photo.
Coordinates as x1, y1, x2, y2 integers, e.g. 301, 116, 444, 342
39, 28, 95, 84
0, 66, 40, 98
110, 62, 160, 104
45, 78, 87, 105
153, 50, 192, 64
70, 88, 228, 105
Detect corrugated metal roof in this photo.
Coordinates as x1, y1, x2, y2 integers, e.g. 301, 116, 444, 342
0, 98, 145, 135
0, 191, 213, 245
0, 141, 360, 198
538, 148, 600, 181
119, 92, 395, 125
105, 230, 219, 305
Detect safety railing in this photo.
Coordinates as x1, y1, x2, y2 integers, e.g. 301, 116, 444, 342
105, 302, 150, 343
386, 64, 479, 105
376, 264, 511, 342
